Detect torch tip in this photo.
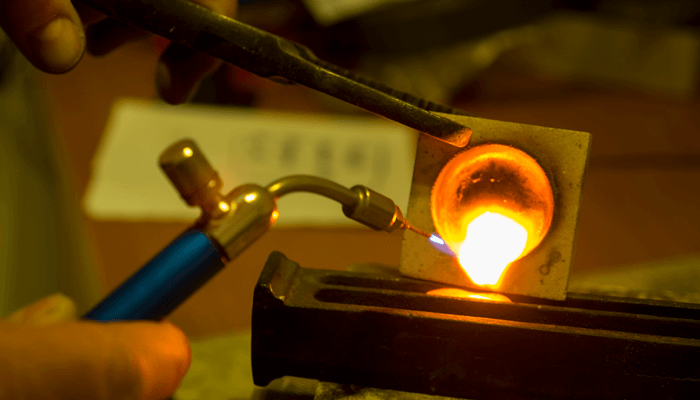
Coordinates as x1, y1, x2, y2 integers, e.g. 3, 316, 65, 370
407, 224, 431, 238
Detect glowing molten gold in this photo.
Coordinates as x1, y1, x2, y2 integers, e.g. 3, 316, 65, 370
431, 144, 555, 288
458, 211, 527, 286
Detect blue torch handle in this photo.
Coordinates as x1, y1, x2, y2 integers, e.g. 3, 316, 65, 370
84, 229, 225, 321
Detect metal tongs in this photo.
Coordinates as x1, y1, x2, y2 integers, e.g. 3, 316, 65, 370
73, 0, 471, 147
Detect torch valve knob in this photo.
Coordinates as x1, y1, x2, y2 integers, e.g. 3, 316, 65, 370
159, 138, 224, 217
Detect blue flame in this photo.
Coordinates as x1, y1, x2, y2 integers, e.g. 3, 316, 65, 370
429, 235, 445, 245
428, 233, 456, 257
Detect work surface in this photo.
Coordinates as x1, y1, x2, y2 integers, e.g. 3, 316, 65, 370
40, 39, 700, 339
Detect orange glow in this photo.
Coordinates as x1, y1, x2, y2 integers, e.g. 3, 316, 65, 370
458, 211, 527, 286
427, 288, 512, 303
431, 144, 555, 287
182, 147, 193, 157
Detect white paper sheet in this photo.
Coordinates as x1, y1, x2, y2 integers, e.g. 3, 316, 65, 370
83, 99, 417, 227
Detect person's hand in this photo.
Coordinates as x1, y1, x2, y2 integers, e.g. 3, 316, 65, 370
0, 0, 238, 104
0, 293, 191, 400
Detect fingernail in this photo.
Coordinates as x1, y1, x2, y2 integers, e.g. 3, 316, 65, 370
29, 17, 84, 73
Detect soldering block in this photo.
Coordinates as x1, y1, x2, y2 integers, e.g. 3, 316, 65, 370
399, 113, 591, 300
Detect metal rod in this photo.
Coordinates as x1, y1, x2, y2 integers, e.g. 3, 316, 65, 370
72, 0, 471, 146
266, 175, 357, 207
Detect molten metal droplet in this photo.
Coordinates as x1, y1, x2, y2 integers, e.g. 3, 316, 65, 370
458, 212, 527, 286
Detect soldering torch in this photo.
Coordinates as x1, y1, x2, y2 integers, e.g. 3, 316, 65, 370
84, 139, 428, 321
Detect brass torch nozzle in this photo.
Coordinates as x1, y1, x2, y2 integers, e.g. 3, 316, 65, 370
264, 176, 427, 237
342, 185, 427, 237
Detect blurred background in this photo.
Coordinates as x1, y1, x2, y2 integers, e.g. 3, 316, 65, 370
1, 0, 700, 395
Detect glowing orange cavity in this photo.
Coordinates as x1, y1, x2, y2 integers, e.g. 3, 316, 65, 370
431, 144, 554, 287
458, 212, 527, 286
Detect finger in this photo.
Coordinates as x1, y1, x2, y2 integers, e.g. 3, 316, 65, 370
86, 18, 150, 56
156, 44, 221, 104
0, 0, 85, 73
5, 293, 77, 326
0, 320, 191, 400
156, 0, 238, 104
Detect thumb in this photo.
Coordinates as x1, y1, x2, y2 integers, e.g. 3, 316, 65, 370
0, 0, 85, 73
0, 320, 191, 400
